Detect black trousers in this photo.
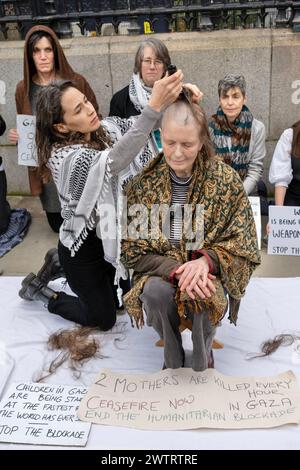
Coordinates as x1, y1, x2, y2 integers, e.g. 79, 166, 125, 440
0, 157, 11, 235
284, 188, 300, 207
48, 230, 130, 330
45, 211, 64, 233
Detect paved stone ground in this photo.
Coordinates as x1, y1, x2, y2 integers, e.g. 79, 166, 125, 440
0, 196, 299, 278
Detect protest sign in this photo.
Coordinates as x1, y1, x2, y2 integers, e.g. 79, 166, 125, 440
0, 383, 91, 446
17, 115, 37, 167
268, 206, 300, 256
78, 368, 300, 430
248, 196, 261, 250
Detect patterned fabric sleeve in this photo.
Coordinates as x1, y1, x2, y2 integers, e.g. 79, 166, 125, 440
102, 105, 161, 176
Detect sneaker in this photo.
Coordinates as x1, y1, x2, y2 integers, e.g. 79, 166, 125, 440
37, 248, 65, 284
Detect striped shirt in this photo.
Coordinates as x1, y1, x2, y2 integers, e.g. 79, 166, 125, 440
169, 168, 192, 246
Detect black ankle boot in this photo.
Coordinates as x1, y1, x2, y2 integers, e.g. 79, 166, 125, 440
208, 349, 214, 368
37, 248, 65, 284
19, 273, 58, 304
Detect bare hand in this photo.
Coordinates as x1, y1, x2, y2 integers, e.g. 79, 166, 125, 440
175, 269, 216, 300
175, 258, 216, 300
183, 83, 203, 104
187, 276, 217, 300
148, 70, 183, 112
9, 128, 19, 144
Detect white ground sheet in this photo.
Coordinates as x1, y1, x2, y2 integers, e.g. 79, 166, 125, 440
0, 276, 299, 450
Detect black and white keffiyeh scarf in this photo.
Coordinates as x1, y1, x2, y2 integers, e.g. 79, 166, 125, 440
129, 73, 163, 151
49, 115, 159, 299
100, 115, 158, 282
128, 73, 152, 112
49, 144, 110, 256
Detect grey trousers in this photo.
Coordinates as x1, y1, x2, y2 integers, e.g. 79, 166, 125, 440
140, 276, 217, 371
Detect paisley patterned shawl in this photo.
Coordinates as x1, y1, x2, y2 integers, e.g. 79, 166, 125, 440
121, 152, 261, 328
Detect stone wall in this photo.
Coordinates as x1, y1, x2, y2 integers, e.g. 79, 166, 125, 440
0, 29, 299, 194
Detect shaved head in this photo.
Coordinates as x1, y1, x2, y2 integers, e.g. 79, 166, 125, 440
161, 101, 197, 130
160, 98, 216, 167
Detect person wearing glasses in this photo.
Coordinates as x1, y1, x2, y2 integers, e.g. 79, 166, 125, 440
109, 38, 171, 159
109, 38, 171, 121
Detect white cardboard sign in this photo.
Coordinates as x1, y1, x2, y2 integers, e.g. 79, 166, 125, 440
17, 114, 37, 167
0, 382, 91, 446
248, 196, 261, 250
78, 368, 300, 430
268, 205, 300, 256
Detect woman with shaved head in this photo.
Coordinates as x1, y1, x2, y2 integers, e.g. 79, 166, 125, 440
121, 94, 260, 371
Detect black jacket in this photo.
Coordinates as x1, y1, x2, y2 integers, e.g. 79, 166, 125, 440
0, 114, 11, 235
0, 114, 6, 136
109, 85, 140, 119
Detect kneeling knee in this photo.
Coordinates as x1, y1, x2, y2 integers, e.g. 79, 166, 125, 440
99, 315, 116, 331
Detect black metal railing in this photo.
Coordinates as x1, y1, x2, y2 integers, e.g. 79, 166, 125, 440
1, 1, 300, 39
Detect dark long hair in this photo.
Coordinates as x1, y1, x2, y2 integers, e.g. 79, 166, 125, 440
247, 333, 300, 359
27, 31, 59, 78
292, 120, 300, 158
36, 79, 111, 182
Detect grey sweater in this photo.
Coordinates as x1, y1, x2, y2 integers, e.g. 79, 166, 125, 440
209, 118, 266, 195
245, 118, 266, 195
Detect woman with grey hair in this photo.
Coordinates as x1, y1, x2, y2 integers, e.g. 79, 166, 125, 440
121, 94, 260, 371
209, 74, 266, 197
109, 38, 171, 120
